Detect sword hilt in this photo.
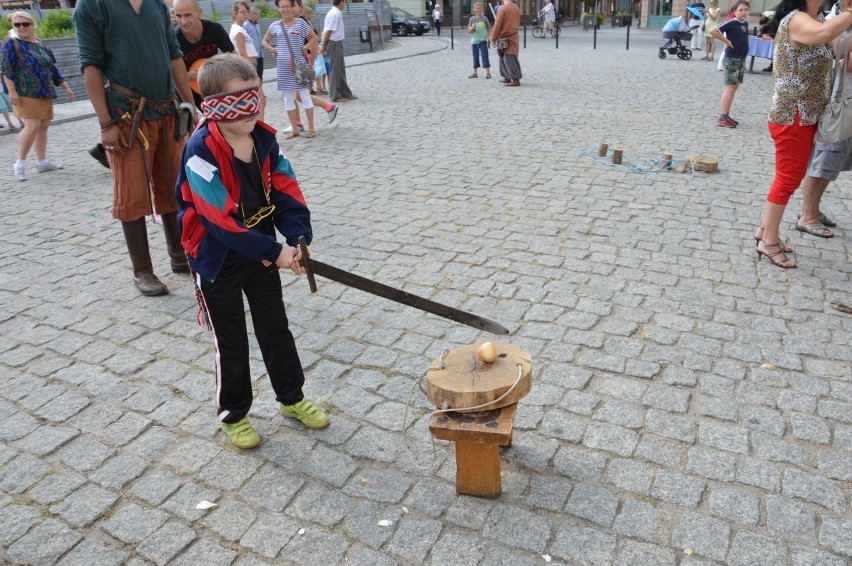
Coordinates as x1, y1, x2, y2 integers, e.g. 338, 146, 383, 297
298, 236, 317, 293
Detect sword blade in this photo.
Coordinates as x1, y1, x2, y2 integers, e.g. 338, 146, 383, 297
297, 238, 509, 335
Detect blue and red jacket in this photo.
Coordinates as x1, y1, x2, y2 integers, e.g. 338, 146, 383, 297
175, 120, 312, 282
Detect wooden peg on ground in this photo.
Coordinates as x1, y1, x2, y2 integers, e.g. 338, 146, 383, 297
661, 152, 673, 170
597, 143, 609, 157
612, 148, 623, 164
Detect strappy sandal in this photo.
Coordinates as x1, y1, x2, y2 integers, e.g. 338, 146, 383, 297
468, 74, 478, 78
756, 241, 797, 269
753, 228, 793, 252
285, 131, 300, 140
486, 74, 492, 79
305, 130, 316, 138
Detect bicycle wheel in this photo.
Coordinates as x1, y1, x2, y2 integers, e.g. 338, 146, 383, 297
532, 26, 545, 38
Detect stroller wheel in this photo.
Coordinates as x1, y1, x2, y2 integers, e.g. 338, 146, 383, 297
680, 48, 693, 60
658, 49, 666, 59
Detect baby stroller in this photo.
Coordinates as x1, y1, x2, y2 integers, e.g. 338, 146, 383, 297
658, 30, 693, 60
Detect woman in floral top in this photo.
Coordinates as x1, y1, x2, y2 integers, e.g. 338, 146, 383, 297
754, 0, 852, 268
1, 11, 73, 181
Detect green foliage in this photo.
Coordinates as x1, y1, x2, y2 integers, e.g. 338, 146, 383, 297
206, 11, 222, 21
255, 2, 280, 17
39, 9, 75, 39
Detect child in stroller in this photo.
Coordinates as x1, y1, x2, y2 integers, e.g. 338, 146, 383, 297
659, 12, 698, 59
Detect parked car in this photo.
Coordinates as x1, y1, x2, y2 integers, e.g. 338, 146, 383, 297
391, 7, 431, 36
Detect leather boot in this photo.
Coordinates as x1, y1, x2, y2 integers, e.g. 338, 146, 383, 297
122, 219, 169, 296
161, 212, 189, 273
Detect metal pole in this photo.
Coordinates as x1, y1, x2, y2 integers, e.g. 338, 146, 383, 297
556, 24, 559, 48
626, 21, 630, 50
524, 24, 527, 48
593, 20, 597, 49
451, 27, 454, 49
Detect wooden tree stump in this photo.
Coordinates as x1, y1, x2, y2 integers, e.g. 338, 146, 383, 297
425, 343, 532, 411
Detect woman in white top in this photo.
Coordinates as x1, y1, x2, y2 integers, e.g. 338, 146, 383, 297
229, 1, 265, 120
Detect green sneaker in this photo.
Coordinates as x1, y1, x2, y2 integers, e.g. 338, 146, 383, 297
220, 417, 261, 449
279, 399, 329, 429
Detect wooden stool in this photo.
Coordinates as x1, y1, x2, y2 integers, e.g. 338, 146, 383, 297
429, 404, 517, 498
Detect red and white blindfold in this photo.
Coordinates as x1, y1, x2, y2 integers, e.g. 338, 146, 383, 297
201, 86, 261, 122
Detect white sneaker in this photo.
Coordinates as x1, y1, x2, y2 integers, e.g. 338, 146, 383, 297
37, 161, 64, 173
13, 163, 26, 181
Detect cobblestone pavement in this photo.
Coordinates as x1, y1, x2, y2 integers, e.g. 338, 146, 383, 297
1, 27, 850, 566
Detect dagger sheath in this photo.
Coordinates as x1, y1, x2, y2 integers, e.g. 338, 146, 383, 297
298, 237, 509, 335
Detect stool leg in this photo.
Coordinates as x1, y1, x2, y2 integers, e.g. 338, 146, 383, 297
454, 441, 502, 498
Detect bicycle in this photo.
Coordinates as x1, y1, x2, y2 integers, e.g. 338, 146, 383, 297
532, 15, 561, 38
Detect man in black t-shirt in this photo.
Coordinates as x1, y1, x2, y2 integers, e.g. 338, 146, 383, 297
173, 0, 234, 108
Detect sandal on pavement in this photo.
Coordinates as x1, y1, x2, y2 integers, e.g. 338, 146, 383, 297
486, 74, 492, 79
279, 399, 329, 429
468, 74, 478, 78
220, 417, 261, 449
756, 241, 797, 269
753, 228, 793, 252
797, 212, 837, 227
795, 222, 833, 238
285, 131, 300, 140
305, 130, 316, 138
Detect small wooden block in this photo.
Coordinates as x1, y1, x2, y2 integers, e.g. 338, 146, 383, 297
430, 405, 517, 497
612, 148, 623, 164
597, 143, 609, 157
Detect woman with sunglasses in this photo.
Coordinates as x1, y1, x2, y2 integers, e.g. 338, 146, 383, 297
1, 11, 73, 181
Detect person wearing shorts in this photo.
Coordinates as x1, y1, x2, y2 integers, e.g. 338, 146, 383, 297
795, 138, 848, 238
711, 1, 749, 128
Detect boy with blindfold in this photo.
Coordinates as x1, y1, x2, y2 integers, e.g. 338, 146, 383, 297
176, 54, 329, 449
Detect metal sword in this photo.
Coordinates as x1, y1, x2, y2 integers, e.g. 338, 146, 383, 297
297, 236, 510, 335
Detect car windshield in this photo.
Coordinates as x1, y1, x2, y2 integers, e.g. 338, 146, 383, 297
392, 7, 417, 18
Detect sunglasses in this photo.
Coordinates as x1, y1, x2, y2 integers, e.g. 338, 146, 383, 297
243, 205, 275, 228
236, 9, 249, 13
13, 22, 33, 28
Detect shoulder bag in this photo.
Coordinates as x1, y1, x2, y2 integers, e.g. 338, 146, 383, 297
494, 29, 516, 49
283, 25, 316, 87
818, 32, 852, 143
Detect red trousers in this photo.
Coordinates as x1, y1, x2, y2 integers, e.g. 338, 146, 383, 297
767, 114, 817, 206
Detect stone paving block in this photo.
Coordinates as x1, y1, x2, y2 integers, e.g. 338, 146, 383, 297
790, 413, 831, 444
686, 447, 736, 482
593, 399, 645, 429
782, 468, 846, 512
233, 462, 304, 511
583, 421, 639, 457
172, 539, 237, 566
286, 483, 352, 526
342, 467, 412, 503
819, 399, 852, 424
18, 383, 66, 410
98, 411, 151, 446
125, 426, 180, 461
34, 390, 90, 422
239, 511, 299, 558
551, 525, 616, 566
29, 470, 86, 505
59, 436, 116, 471
520, 475, 573, 512
559, 389, 601, 415
480, 544, 544, 566
345, 425, 403, 463
101, 503, 169, 544
343, 500, 403, 550
429, 532, 484, 565
614, 540, 677, 566
55, 540, 127, 566
50, 483, 119, 527
506, 431, 559, 472
697, 421, 749, 454
202, 499, 256, 541
708, 487, 759, 526
613, 499, 669, 544
643, 384, 691, 413
0, 504, 41, 547
91, 454, 148, 489
539, 409, 586, 442
670, 512, 730, 562
329, 385, 383, 418
651, 469, 705, 508
129, 468, 183, 506
297, 443, 358, 487
279, 527, 349, 566
751, 432, 810, 468
605, 458, 654, 494
645, 409, 695, 443
160, 481, 221, 522
817, 450, 852, 482
385, 517, 443, 562
726, 531, 787, 566
0, 452, 51, 493
0, 411, 39, 441
161, 438, 221, 473
483, 503, 551, 553
4, 518, 82, 565
662, 365, 697, 387
735, 455, 781, 492
67, 404, 124, 434
790, 545, 848, 566
344, 545, 399, 566
565, 483, 619, 528
148, 398, 197, 427
542, 364, 593, 390
778, 390, 817, 413
635, 434, 683, 468
444, 496, 494, 532
136, 520, 197, 566
766, 494, 816, 540
818, 516, 852, 558
553, 444, 608, 482
403, 477, 455, 518
196, 450, 263, 491
739, 404, 786, 436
